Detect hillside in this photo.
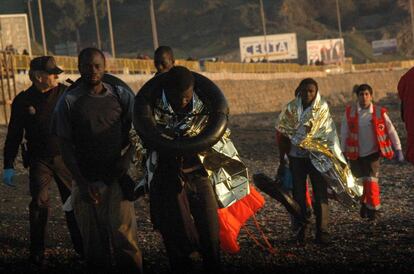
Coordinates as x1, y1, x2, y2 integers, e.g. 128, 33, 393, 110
0, 0, 412, 63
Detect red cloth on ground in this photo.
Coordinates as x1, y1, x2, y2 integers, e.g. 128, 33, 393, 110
217, 185, 265, 253
398, 67, 414, 164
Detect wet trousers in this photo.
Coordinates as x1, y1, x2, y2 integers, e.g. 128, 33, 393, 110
289, 156, 329, 234
28, 156, 83, 256
151, 170, 220, 273
72, 181, 142, 273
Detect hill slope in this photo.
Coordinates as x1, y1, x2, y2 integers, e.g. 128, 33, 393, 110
0, 0, 411, 63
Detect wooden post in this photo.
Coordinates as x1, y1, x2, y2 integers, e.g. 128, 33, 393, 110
9, 54, 17, 98
38, 0, 47, 55
106, 0, 116, 58
0, 55, 9, 125
150, 0, 159, 50
92, 0, 102, 49
3, 52, 13, 101
259, 0, 268, 62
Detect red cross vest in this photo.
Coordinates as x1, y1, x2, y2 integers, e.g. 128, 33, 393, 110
345, 104, 394, 160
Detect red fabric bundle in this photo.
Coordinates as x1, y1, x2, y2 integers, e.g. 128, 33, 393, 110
217, 185, 265, 253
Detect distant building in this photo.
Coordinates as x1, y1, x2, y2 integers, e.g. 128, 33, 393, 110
0, 14, 31, 55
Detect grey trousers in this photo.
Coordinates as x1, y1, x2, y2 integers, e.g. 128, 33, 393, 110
72, 181, 142, 273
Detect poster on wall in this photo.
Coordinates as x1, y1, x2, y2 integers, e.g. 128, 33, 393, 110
239, 33, 298, 62
0, 14, 32, 55
306, 38, 344, 65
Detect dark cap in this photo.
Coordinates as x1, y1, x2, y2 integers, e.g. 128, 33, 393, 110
30, 56, 63, 74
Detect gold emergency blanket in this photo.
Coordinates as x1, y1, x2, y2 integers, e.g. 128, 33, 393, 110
276, 93, 363, 207
133, 90, 250, 208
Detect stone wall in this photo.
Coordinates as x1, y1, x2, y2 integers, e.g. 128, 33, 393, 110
10, 69, 408, 117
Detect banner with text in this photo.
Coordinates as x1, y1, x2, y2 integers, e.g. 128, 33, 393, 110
239, 33, 298, 62
372, 39, 397, 56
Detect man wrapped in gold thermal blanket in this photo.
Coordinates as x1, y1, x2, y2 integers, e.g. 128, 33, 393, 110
276, 78, 363, 244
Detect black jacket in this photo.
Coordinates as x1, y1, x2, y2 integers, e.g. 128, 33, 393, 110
3, 83, 67, 168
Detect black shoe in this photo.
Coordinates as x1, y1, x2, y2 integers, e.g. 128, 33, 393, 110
305, 207, 313, 220
360, 204, 368, 219
368, 209, 379, 221
29, 253, 45, 267
73, 253, 86, 265
315, 232, 330, 245
295, 226, 307, 244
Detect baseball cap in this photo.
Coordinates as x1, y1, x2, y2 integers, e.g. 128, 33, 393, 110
29, 56, 63, 74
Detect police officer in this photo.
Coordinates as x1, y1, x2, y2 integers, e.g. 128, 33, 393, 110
2, 56, 83, 265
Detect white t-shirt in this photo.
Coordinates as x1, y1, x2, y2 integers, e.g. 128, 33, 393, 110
340, 103, 401, 157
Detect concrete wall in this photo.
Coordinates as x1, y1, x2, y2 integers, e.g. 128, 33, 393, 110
213, 70, 407, 114
9, 69, 408, 117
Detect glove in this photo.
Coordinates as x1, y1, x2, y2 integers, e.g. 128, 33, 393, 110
396, 150, 405, 162
78, 183, 98, 204
3, 169, 15, 187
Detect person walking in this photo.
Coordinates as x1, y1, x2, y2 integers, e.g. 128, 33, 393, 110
397, 68, 414, 164
51, 48, 142, 273
341, 84, 404, 221
276, 78, 361, 245
2, 56, 83, 266
140, 66, 221, 273
276, 78, 330, 244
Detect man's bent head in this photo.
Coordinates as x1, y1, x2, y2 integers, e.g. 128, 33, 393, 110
163, 66, 194, 112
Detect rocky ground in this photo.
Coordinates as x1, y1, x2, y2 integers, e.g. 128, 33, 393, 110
0, 94, 413, 273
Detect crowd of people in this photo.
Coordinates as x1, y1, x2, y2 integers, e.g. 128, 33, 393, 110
2, 45, 413, 273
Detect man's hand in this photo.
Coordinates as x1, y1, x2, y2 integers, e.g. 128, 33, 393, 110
78, 182, 101, 204
78, 183, 92, 203
396, 150, 405, 162
3, 169, 15, 187
88, 182, 102, 204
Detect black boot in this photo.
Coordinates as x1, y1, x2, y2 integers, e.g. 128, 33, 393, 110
29, 205, 48, 266
29, 253, 45, 267
65, 210, 84, 257
295, 226, 307, 244
360, 204, 368, 219
315, 231, 330, 245
367, 209, 378, 222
